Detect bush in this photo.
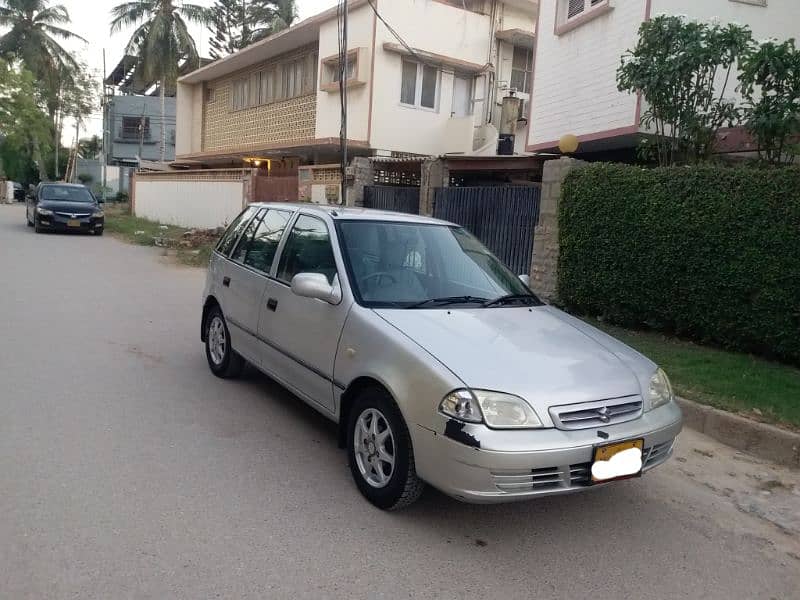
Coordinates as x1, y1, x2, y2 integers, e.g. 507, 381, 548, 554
115, 191, 129, 202
559, 164, 800, 364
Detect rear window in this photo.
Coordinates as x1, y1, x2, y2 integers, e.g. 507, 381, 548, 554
40, 186, 94, 203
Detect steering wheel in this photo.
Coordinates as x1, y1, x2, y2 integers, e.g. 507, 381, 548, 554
360, 272, 398, 290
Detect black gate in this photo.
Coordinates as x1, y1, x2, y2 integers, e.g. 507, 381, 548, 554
433, 186, 541, 275
363, 186, 420, 215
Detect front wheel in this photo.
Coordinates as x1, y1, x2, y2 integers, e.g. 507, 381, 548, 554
204, 306, 244, 378
347, 388, 424, 510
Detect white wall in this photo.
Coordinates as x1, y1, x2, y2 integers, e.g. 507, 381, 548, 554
315, 4, 374, 141
135, 179, 245, 229
369, 0, 493, 155
528, 0, 646, 149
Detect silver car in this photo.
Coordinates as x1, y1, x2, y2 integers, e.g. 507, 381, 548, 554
202, 203, 682, 510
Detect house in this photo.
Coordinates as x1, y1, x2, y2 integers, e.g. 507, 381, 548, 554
526, 0, 800, 158
175, 0, 539, 171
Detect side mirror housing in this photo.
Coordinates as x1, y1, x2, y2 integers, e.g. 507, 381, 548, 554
291, 273, 342, 304
519, 274, 531, 286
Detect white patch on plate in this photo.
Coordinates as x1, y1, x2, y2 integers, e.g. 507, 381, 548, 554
592, 447, 643, 481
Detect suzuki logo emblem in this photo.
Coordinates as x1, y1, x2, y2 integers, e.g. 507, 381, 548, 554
71, 214, 77, 219
597, 406, 611, 423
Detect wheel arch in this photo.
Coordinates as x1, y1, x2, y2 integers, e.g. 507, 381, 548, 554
338, 376, 398, 449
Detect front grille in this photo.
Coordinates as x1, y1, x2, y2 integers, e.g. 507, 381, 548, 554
643, 439, 674, 469
55, 212, 91, 218
549, 396, 643, 430
492, 461, 592, 493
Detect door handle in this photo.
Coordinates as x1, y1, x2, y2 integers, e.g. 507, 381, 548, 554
222, 276, 231, 287
267, 298, 278, 312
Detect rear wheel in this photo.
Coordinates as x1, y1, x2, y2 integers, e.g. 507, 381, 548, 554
204, 306, 244, 378
347, 388, 424, 510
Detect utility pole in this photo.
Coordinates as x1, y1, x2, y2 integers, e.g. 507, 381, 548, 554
340, 0, 348, 206
102, 49, 108, 201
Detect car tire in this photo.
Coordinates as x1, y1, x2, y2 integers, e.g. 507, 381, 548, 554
347, 388, 425, 510
34, 218, 43, 233
204, 306, 244, 379
95, 228, 104, 236
26, 214, 33, 227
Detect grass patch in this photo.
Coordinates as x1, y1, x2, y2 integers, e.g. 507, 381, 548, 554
104, 203, 221, 267
588, 319, 800, 429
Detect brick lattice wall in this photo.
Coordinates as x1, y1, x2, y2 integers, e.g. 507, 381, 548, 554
202, 47, 318, 153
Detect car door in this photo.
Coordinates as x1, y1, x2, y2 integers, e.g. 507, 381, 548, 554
258, 213, 352, 413
216, 208, 269, 365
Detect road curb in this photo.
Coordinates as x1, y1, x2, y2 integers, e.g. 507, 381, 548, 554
677, 398, 800, 468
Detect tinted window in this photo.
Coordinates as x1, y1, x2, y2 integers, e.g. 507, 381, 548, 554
216, 207, 258, 256
231, 209, 266, 262
243, 210, 291, 273
40, 186, 94, 203
277, 215, 337, 284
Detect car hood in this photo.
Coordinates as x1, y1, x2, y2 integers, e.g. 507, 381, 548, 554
39, 200, 98, 213
374, 305, 649, 422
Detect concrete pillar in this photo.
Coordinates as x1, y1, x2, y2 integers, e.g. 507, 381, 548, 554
529, 157, 585, 303
419, 158, 448, 217
349, 157, 374, 207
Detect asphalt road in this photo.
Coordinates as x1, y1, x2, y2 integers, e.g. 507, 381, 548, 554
1, 204, 798, 600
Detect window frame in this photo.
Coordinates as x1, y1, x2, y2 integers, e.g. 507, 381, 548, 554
555, 0, 612, 35
229, 51, 318, 111
399, 59, 441, 112
275, 213, 339, 286
121, 116, 150, 141
510, 46, 533, 95
230, 209, 267, 264
215, 206, 261, 258
241, 209, 294, 274
451, 73, 475, 118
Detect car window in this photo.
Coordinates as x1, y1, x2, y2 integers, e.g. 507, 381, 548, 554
216, 206, 258, 256
39, 186, 94, 203
231, 209, 266, 263
277, 215, 338, 285
242, 210, 292, 273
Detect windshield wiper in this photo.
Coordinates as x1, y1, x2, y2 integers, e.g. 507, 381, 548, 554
483, 294, 541, 308
406, 296, 489, 309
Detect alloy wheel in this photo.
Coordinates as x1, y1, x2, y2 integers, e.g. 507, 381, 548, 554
353, 408, 396, 488
207, 316, 227, 366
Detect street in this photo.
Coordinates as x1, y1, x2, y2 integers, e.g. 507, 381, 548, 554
1, 203, 798, 600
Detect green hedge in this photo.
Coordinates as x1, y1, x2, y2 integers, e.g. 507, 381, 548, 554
559, 164, 800, 364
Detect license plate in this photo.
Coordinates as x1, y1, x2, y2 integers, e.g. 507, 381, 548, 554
592, 438, 644, 483
67, 219, 81, 227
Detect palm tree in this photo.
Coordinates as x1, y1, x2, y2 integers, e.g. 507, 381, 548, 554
250, 0, 297, 43
110, 0, 209, 162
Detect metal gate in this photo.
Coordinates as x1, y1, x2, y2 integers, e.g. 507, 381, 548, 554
433, 186, 541, 275
363, 186, 420, 215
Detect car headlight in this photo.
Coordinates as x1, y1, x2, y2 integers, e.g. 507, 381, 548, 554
36, 207, 53, 216
440, 389, 543, 429
647, 368, 674, 411
92, 210, 104, 218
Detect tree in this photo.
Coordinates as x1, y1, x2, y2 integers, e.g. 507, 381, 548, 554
110, 0, 210, 161
79, 135, 103, 160
739, 38, 800, 166
0, 58, 52, 182
617, 15, 753, 166
208, 0, 297, 59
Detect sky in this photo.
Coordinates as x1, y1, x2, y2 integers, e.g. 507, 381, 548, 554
54, 0, 340, 142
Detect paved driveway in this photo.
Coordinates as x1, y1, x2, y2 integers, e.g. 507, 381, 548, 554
1, 204, 798, 599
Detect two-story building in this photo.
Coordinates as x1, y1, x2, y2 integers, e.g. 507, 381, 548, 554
175, 0, 538, 170
526, 0, 800, 158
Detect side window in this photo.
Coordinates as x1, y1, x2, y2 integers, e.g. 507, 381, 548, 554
277, 215, 338, 285
231, 209, 266, 263
243, 209, 292, 273
216, 206, 258, 256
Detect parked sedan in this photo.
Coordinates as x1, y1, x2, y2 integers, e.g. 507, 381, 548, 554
201, 204, 682, 510
27, 183, 104, 235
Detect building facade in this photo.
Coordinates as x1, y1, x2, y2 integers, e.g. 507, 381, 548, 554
106, 95, 177, 167
176, 0, 538, 168
526, 0, 800, 157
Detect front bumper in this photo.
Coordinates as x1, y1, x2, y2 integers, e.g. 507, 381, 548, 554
413, 401, 682, 504
37, 214, 104, 232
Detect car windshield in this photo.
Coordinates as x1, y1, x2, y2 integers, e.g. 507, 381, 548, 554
40, 186, 94, 203
338, 220, 541, 308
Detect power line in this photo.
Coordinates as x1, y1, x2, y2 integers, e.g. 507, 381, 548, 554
365, 0, 434, 69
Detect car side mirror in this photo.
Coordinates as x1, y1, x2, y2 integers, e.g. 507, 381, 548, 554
519, 274, 531, 286
291, 273, 342, 304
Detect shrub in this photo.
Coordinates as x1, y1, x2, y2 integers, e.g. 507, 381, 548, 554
559, 163, 800, 364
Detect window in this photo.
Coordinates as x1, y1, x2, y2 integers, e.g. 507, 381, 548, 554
510, 46, 533, 94
400, 60, 439, 110
231, 209, 266, 262
452, 74, 474, 117
232, 77, 250, 110
121, 117, 149, 140
557, 0, 610, 34
243, 210, 292, 273
567, 0, 605, 19
216, 206, 259, 256
277, 215, 338, 285
439, 0, 485, 13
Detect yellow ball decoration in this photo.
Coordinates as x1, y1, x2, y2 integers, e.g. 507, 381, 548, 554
558, 134, 579, 154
